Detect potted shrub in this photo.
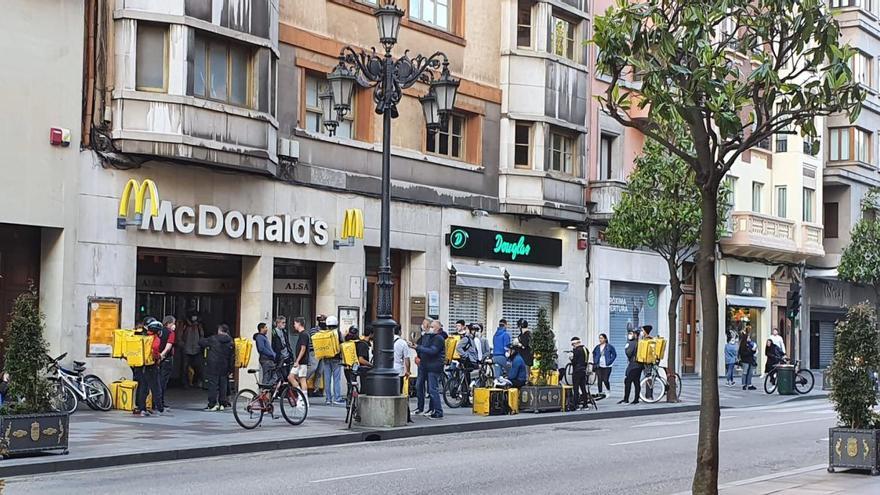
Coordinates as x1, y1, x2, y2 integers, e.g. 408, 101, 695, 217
0, 290, 69, 458
827, 303, 879, 475
519, 307, 562, 413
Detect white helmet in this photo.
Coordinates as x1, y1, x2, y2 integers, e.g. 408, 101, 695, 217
326, 315, 339, 327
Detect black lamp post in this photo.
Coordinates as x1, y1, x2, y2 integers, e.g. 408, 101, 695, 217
324, 0, 459, 399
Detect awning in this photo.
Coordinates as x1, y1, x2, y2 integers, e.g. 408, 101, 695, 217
505, 267, 570, 293
805, 267, 838, 279
450, 263, 505, 289
725, 295, 768, 309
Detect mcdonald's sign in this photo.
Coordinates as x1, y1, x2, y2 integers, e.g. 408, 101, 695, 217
117, 179, 159, 229
341, 208, 364, 240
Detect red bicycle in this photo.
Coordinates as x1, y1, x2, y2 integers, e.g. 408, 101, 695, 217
233, 366, 309, 429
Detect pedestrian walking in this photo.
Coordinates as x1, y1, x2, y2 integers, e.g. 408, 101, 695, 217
570, 337, 590, 408
142, 319, 164, 414
739, 329, 758, 391
517, 319, 533, 367
413, 320, 445, 419
253, 322, 276, 384
155, 315, 176, 411
492, 318, 511, 380
199, 324, 235, 411
179, 312, 204, 389
290, 317, 311, 395
320, 316, 345, 405
591, 333, 616, 394
619, 328, 643, 404
724, 337, 738, 386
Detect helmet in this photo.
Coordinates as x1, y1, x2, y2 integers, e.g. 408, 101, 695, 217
146, 320, 163, 333
326, 315, 339, 327
143, 316, 158, 327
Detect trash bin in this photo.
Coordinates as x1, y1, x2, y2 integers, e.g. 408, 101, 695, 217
776, 364, 796, 395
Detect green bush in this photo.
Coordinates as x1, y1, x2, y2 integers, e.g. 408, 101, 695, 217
530, 307, 557, 385
828, 303, 880, 430
1, 290, 53, 415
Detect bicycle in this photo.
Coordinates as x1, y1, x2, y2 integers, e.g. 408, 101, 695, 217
764, 358, 815, 394
344, 365, 370, 429
47, 353, 112, 413
232, 366, 308, 430
443, 359, 481, 408
560, 351, 598, 389
639, 361, 682, 403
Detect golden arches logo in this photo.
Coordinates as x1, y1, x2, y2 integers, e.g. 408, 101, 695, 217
117, 179, 159, 229
341, 208, 364, 240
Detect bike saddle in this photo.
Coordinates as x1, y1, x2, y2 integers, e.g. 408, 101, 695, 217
73, 360, 86, 367
247, 369, 260, 374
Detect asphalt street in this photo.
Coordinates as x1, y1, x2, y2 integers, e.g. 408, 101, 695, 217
3, 400, 839, 495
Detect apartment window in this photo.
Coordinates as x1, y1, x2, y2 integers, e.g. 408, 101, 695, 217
756, 136, 771, 150
551, 15, 576, 61
549, 131, 575, 175
803, 188, 815, 222
855, 127, 871, 163
751, 182, 763, 213
824, 203, 839, 239
852, 51, 872, 88
726, 176, 738, 210
136, 23, 167, 92
192, 34, 252, 107
514, 122, 531, 168
830, 127, 871, 163
303, 73, 353, 138
427, 113, 465, 159
775, 134, 788, 152
775, 186, 788, 218
803, 137, 816, 155
829, 128, 851, 161
517, 0, 532, 48
600, 134, 615, 180
409, 0, 449, 30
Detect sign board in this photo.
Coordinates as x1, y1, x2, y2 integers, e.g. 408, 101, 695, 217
273, 279, 313, 295
427, 291, 440, 319
338, 306, 360, 334
87, 297, 121, 356
410, 296, 426, 325
447, 225, 562, 266
136, 276, 239, 294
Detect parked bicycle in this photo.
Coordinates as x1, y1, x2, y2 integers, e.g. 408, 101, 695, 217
343, 366, 368, 429
47, 353, 112, 414
639, 361, 683, 403
443, 358, 485, 408
233, 366, 308, 429
764, 358, 815, 394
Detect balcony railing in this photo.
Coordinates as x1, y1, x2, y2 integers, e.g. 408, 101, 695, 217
720, 211, 824, 261
589, 180, 626, 218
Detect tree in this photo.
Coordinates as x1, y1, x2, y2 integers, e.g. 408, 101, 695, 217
828, 303, 880, 430
1, 289, 53, 414
838, 188, 880, 316
530, 307, 557, 385
593, 1, 863, 492
605, 138, 728, 402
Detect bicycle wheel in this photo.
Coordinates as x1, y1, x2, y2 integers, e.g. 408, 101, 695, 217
640, 375, 665, 404
562, 364, 573, 386
83, 375, 112, 411
346, 391, 358, 429
444, 369, 464, 408
764, 371, 778, 394
232, 388, 264, 430
50, 381, 78, 414
281, 387, 309, 426
794, 369, 815, 394
673, 373, 682, 401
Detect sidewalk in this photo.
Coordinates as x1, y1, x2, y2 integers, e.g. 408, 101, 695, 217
712, 464, 879, 494
0, 375, 827, 477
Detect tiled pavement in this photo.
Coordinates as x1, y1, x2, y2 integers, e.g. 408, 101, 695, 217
712, 464, 880, 495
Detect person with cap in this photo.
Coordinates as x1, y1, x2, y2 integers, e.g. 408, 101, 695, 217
505, 340, 528, 388
619, 328, 643, 404
155, 315, 177, 411
321, 315, 345, 406
492, 318, 511, 380
307, 314, 328, 396
570, 337, 590, 409
517, 319, 534, 367
471, 323, 489, 362
137, 318, 164, 416
455, 322, 479, 406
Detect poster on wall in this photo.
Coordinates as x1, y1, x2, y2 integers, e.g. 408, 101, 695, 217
338, 306, 360, 335
608, 283, 660, 382
87, 297, 121, 357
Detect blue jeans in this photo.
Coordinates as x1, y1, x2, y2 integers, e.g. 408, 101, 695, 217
725, 363, 736, 383
492, 355, 508, 379
322, 359, 343, 402
427, 371, 443, 416
742, 363, 754, 386
415, 367, 428, 411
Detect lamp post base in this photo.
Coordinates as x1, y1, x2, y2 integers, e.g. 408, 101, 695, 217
357, 395, 409, 428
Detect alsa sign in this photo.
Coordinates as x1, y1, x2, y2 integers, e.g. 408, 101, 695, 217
117, 179, 329, 246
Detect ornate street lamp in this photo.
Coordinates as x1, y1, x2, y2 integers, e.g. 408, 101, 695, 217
327, 0, 459, 416
319, 89, 338, 136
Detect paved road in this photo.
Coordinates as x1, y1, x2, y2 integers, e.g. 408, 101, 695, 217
3, 400, 838, 495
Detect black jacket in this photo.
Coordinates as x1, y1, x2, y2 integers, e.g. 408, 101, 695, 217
199, 334, 235, 375
519, 331, 534, 367
739, 340, 757, 367
571, 344, 589, 373
625, 339, 643, 373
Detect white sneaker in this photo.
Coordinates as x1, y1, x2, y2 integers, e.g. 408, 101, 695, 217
218, 405, 225, 411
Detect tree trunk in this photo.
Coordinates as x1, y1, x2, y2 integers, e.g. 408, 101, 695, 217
692, 186, 721, 495
667, 258, 682, 403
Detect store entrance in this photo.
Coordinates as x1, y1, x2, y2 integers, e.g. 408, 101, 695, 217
365, 248, 402, 329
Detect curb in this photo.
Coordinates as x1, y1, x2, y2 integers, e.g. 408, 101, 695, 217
0, 403, 700, 478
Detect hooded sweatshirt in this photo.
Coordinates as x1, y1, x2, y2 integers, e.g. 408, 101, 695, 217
200, 333, 235, 375
492, 326, 510, 357
254, 332, 276, 362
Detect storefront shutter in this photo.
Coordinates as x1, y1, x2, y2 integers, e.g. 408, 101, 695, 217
502, 289, 553, 340
608, 282, 660, 385
448, 276, 487, 330
819, 321, 835, 369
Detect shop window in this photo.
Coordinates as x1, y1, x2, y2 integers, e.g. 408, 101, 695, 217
549, 130, 575, 175
427, 113, 465, 159
409, 0, 450, 30
775, 186, 787, 218
803, 187, 815, 222
725, 306, 762, 347
824, 202, 839, 239
514, 122, 531, 169
517, 0, 532, 48
192, 34, 253, 108
136, 23, 167, 92
751, 181, 763, 213
303, 72, 353, 138
550, 14, 577, 61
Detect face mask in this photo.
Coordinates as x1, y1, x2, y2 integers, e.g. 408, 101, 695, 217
628, 335, 635, 341
191, 316, 197, 322
504, 351, 510, 358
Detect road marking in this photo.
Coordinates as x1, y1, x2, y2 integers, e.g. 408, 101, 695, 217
309, 468, 415, 483
610, 417, 833, 446
633, 416, 737, 428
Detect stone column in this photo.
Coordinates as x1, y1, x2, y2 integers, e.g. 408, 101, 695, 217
238, 255, 274, 390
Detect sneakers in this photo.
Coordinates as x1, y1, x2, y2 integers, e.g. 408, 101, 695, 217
333, 399, 347, 406
218, 405, 226, 411
204, 405, 220, 412
413, 409, 424, 415
422, 410, 434, 417
428, 413, 443, 419
748, 386, 757, 390
325, 401, 332, 406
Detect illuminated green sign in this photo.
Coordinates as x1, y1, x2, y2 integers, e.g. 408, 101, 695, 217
494, 234, 531, 260
447, 226, 562, 266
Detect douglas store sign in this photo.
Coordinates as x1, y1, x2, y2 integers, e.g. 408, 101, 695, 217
447, 226, 562, 266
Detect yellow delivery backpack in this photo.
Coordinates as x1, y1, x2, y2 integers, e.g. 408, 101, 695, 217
112, 329, 134, 358
313, 330, 341, 359
636, 337, 667, 364
445, 335, 461, 363
110, 380, 152, 411
341, 340, 358, 366
124, 334, 155, 367
234, 337, 253, 368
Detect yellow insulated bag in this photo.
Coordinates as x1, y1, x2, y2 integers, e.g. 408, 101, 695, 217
234, 338, 253, 368
472, 388, 508, 416
507, 388, 519, 414
341, 341, 358, 366
124, 334, 155, 367
637, 338, 667, 364
445, 335, 461, 363
112, 329, 134, 358
313, 330, 341, 359
110, 380, 151, 411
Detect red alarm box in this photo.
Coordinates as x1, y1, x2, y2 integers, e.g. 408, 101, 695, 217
49, 127, 71, 147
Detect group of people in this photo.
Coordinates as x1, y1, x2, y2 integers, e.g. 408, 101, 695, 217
724, 326, 787, 390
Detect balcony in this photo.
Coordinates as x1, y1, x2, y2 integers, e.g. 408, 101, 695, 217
588, 180, 626, 221
720, 211, 824, 262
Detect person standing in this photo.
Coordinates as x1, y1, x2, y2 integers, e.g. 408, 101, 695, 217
254, 322, 276, 384
591, 333, 616, 394
769, 327, 785, 354
321, 316, 345, 406
271, 316, 292, 379
455, 323, 478, 406
492, 318, 511, 380
307, 314, 326, 396
619, 329, 643, 404
764, 338, 785, 383
392, 325, 412, 422
413, 321, 445, 419
138, 319, 164, 415
156, 316, 176, 411
570, 337, 590, 408
290, 317, 311, 395
739, 330, 758, 391
413, 319, 430, 415
179, 312, 204, 389
517, 319, 533, 367
724, 338, 739, 386
199, 324, 235, 411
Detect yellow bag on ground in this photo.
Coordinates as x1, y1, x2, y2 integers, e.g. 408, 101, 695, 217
341, 341, 357, 366
507, 388, 519, 414
112, 329, 134, 358
124, 334, 155, 367
111, 380, 152, 411
445, 335, 460, 363
234, 338, 253, 368
472, 388, 507, 416
313, 330, 341, 359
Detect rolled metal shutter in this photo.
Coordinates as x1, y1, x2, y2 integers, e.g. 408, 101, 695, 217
502, 289, 553, 340
608, 282, 660, 385
448, 276, 487, 330
819, 321, 835, 368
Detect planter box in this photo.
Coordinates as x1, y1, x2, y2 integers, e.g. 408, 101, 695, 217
828, 427, 880, 475
519, 386, 562, 413
0, 412, 69, 458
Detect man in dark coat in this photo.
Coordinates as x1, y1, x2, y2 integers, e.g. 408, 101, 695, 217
619, 328, 643, 404
200, 324, 235, 411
